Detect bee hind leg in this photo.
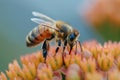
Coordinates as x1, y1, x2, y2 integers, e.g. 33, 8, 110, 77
42, 34, 54, 58
42, 40, 49, 59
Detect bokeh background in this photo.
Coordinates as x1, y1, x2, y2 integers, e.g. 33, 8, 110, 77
1, 0, 119, 72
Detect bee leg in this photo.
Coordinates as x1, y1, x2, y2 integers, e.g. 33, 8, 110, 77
75, 41, 77, 54
69, 44, 74, 54
69, 41, 78, 54
62, 40, 67, 65
77, 40, 83, 52
74, 40, 83, 54
55, 39, 61, 53
63, 40, 67, 53
42, 40, 49, 58
42, 34, 54, 58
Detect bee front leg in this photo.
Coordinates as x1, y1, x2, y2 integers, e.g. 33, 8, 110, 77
55, 39, 61, 53
77, 40, 83, 52
74, 41, 78, 54
69, 41, 81, 54
69, 43, 74, 54
42, 40, 49, 58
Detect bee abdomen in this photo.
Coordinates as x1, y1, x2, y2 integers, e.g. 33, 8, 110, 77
26, 26, 53, 47
26, 27, 43, 47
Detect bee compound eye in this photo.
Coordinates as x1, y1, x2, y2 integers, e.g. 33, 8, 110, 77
69, 33, 75, 41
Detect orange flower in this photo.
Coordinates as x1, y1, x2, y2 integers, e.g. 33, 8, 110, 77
103, 41, 120, 58
37, 63, 53, 80
0, 72, 7, 80
6, 60, 36, 80
79, 58, 96, 73
21, 51, 44, 67
82, 0, 120, 41
46, 47, 63, 70
83, 0, 120, 26
86, 72, 102, 80
82, 40, 102, 59
1, 40, 120, 80
97, 53, 114, 71
108, 69, 120, 80
66, 64, 81, 80
116, 56, 120, 71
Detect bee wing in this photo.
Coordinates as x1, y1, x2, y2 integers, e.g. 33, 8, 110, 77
32, 11, 55, 23
31, 11, 58, 30
31, 18, 52, 25
31, 17, 58, 30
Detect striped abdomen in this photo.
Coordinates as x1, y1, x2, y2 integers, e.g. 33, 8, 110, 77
26, 25, 53, 47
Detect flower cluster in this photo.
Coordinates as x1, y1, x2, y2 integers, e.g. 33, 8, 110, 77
83, 0, 120, 26
0, 40, 120, 80
81, 0, 120, 41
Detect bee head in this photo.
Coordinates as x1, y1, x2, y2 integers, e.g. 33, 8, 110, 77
68, 29, 79, 42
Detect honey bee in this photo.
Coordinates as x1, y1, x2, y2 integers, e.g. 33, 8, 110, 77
26, 12, 82, 58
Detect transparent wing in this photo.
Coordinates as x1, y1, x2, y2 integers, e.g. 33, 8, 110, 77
32, 11, 55, 23
31, 18, 52, 25
31, 11, 57, 29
